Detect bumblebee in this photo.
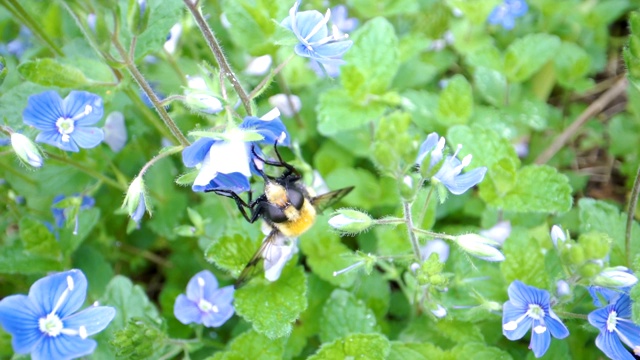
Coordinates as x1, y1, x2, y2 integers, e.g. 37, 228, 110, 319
210, 144, 353, 288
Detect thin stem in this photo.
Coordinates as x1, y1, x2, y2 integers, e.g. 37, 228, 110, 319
112, 39, 190, 146
374, 217, 404, 225
184, 0, 252, 115
553, 311, 588, 320
403, 201, 422, 260
46, 152, 127, 191
411, 227, 456, 241
416, 185, 434, 227
3, 0, 63, 56
138, 146, 184, 177
625, 164, 640, 267
248, 54, 296, 100
159, 94, 187, 106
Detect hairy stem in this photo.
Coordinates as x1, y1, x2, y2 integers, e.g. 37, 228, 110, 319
184, 0, 253, 116
138, 146, 184, 177
626, 164, 640, 267
403, 201, 422, 260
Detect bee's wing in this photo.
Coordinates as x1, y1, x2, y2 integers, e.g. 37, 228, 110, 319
235, 229, 280, 289
311, 186, 354, 213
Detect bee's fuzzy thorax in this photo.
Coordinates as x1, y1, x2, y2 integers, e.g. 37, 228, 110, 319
265, 181, 288, 207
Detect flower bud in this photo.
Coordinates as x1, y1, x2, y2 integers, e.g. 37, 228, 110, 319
550, 224, 566, 248
184, 91, 224, 114
328, 209, 373, 234
455, 234, 505, 262
122, 176, 149, 224
556, 280, 571, 297
430, 304, 447, 318
11, 133, 43, 168
127, 0, 149, 35
592, 267, 639, 288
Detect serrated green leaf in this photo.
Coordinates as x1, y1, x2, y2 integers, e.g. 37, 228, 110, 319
342, 17, 399, 96
19, 217, 61, 258
388, 342, 446, 360
504, 33, 561, 82
446, 125, 520, 169
316, 88, 386, 135
222, 0, 290, 55
324, 168, 383, 209
473, 67, 507, 107
175, 170, 199, 186
501, 227, 549, 288
234, 263, 307, 338
308, 333, 390, 360
320, 289, 378, 343
436, 74, 473, 125
209, 330, 286, 360
480, 165, 572, 213
18, 58, 89, 88
206, 230, 257, 276
128, 0, 184, 59
354, 271, 391, 321
101, 275, 161, 330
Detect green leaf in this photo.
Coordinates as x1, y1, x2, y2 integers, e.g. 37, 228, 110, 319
234, 263, 307, 338
0, 243, 64, 274
222, 0, 290, 55
480, 165, 572, 213
17, 58, 89, 88
320, 289, 378, 343
436, 74, 473, 125
501, 227, 549, 288
19, 217, 61, 258
348, 0, 418, 17
473, 67, 507, 107
354, 271, 391, 321
450, 342, 513, 360
299, 216, 358, 287
447, 125, 520, 169
59, 208, 100, 257
129, 0, 184, 59
324, 168, 384, 209
504, 33, 561, 82
388, 342, 446, 360
206, 227, 259, 277
554, 42, 591, 88
342, 17, 400, 96
308, 333, 390, 360
316, 88, 386, 135
101, 275, 161, 330
448, 0, 501, 24
209, 330, 286, 360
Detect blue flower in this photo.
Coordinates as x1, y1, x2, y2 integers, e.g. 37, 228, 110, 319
488, 0, 528, 30
103, 111, 127, 153
416, 133, 487, 195
502, 280, 569, 358
0, 269, 116, 360
23, 91, 104, 152
182, 109, 290, 193
589, 286, 630, 308
281, 1, 353, 66
174, 270, 234, 327
588, 294, 640, 360
52, 194, 95, 235
330, 5, 359, 35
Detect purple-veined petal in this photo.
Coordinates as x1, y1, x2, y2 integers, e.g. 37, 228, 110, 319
194, 172, 251, 193
174, 294, 202, 325
186, 270, 219, 302
502, 301, 531, 340
192, 140, 251, 192
201, 303, 234, 328
29, 269, 87, 318
0, 294, 43, 353
588, 286, 623, 307
441, 167, 487, 195
529, 322, 551, 358
23, 91, 64, 131
546, 310, 570, 339
507, 280, 535, 307
595, 331, 636, 360
614, 294, 633, 319
240, 117, 290, 146
616, 319, 640, 349
588, 305, 611, 329
36, 130, 79, 152
62, 306, 115, 336
70, 127, 104, 149
32, 334, 97, 360
182, 137, 217, 167
312, 40, 353, 58
63, 91, 104, 126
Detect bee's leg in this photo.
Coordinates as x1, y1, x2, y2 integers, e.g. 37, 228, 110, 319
208, 189, 255, 223
251, 144, 301, 180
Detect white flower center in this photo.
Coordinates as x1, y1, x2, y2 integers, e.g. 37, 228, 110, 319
56, 118, 75, 142
607, 310, 618, 332
39, 313, 63, 336
528, 304, 545, 320
198, 299, 219, 313
503, 303, 546, 332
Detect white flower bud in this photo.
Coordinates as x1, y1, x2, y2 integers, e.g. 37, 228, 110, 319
593, 267, 638, 288
455, 234, 505, 262
11, 133, 43, 168
550, 225, 566, 248
328, 209, 373, 234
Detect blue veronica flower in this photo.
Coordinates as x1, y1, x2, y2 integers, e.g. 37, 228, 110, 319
416, 133, 487, 195
174, 270, 234, 327
330, 5, 359, 35
103, 111, 127, 153
182, 109, 290, 193
281, 0, 353, 66
502, 280, 569, 358
0, 269, 116, 360
589, 286, 631, 308
52, 194, 95, 235
588, 294, 640, 360
488, 0, 528, 30
23, 91, 104, 152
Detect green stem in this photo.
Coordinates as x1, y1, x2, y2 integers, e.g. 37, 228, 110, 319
112, 39, 190, 146
138, 146, 184, 177
248, 54, 295, 100
416, 185, 434, 227
46, 152, 127, 191
159, 94, 187, 106
625, 164, 640, 267
183, 0, 253, 116
163, 48, 189, 87
411, 227, 456, 241
403, 201, 422, 260
374, 217, 404, 225
553, 311, 588, 320
3, 0, 63, 56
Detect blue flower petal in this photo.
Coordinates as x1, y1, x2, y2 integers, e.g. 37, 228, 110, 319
131, 194, 146, 223
442, 167, 487, 195
70, 127, 104, 149
614, 294, 633, 318
0, 294, 43, 354
23, 91, 64, 131
502, 301, 531, 340
36, 130, 79, 152
240, 117, 290, 145
62, 91, 104, 127
546, 310, 570, 339
29, 269, 87, 318
507, 0, 528, 16
595, 331, 636, 360
530, 322, 551, 358
312, 41, 353, 58
293, 10, 328, 43
63, 306, 116, 336
212, 285, 235, 305
32, 335, 97, 360
186, 270, 219, 302
182, 137, 217, 167
416, 133, 440, 165
294, 44, 346, 65
174, 294, 203, 325
588, 305, 610, 329
507, 280, 537, 307
201, 302, 234, 328
194, 172, 251, 193
616, 319, 640, 347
